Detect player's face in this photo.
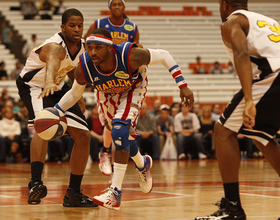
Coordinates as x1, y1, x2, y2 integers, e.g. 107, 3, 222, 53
87, 42, 112, 66
110, 0, 125, 17
61, 16, 83, 43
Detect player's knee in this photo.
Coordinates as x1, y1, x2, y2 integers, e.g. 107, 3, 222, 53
111, 123, 130, 151
71, 129, 91, 145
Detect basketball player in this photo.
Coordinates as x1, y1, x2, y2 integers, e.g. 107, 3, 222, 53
16, 9, 97, 207
195, 0, 280, 219
84, 0, 142, 177
52, 28, 194, 210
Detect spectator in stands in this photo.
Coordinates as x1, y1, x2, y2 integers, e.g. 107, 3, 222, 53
199, 105, 215, 158
227, 61, 235, 74
148, 99, 161, 116
136, 102, 160, 160
21, 0, 38, 20
211, 103, 222, 121
53, 0, 66, 15
170, 102, 180, 118
39, 0, 56, 19
10, 60, 24, 80
22, 34, 38, 59
210, 61, 224, 74
155, 104, 176, 154
170, 105, 180, 119
86, 103, 104, 161
174, 104, 207, 160
0, 23, 13, 49
0, 107, 22, 163
191, 102, 201, 117
194, 56, 207, 74
0, 89, 14, 112
0, 61, 8, 80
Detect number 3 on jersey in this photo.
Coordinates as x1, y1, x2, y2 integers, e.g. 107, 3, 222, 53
257, 20, 280, 42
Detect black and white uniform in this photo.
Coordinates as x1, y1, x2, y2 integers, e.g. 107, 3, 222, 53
16, 32, 88, 130
219, 10, 280, 146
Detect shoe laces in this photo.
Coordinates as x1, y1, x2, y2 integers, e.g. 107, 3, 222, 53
138, 168, 149, 182
101, 187, 119, 198
73, 189, 87, 199
211, 199, 236, 216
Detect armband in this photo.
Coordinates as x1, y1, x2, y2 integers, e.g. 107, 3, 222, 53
54, 104, 65, 114
169, 65, 188, 88
148, 49, 188, 88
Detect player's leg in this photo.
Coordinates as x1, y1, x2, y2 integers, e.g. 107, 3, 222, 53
28, 133, 48, 204
98, 126, 113, 176
62, 104, 98, 207
195, 122, 246, 220
16, 81, 49, 205
195, 89, 246, 220
254, 139, 280, 175
130, 139, 153, 193
92, 122, 130, 210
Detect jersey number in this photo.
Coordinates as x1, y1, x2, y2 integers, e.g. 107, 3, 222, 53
257, 21, 280, 42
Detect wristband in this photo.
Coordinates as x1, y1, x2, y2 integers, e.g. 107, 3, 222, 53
54, 103, 65, 113
175, 76, 188, 88
169, 65, 188, 88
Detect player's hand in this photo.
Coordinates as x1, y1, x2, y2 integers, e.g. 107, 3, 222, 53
180, 86, 194, 108
243, 100, 256, 129
38, 82, 61, 98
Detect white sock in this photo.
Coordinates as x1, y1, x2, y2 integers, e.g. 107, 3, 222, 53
111, 163, 127, 190
131, 151, 144, 169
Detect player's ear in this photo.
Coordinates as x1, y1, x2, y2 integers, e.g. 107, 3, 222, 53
222, 0, 227, 11
61, 24, 65, 32
108, 44, 113, 52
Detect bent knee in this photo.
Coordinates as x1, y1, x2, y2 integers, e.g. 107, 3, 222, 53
71, 129, 91, 144
111, 123, 130, 151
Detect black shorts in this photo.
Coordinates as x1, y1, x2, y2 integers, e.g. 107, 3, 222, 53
218, 72, 280, 146
16, 77, 88, 130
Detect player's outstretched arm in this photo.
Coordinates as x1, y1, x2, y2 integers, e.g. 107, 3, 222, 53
55, 65, 87, 113
38, 43, 66, 98
129, 47, 194, 107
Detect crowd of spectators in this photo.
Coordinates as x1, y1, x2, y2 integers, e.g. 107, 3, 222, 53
19, 0, 66, 20
191, 56, 235, 74
0, 87, 267, 163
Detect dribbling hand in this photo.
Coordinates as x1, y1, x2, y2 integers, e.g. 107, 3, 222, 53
180, 86, 194, 107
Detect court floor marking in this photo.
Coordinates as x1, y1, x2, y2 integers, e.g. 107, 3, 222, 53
240, 192, 280, 199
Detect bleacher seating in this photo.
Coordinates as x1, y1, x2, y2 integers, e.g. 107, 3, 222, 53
0, 1, 279, 104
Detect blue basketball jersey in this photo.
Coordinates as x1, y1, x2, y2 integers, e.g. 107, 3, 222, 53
79, 42, 143, 95
95, 18, 137, 44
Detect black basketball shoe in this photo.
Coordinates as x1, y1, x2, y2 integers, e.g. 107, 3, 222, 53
195, 197, 246, 220
28, 180, 47, 205
63, 188, 98, 207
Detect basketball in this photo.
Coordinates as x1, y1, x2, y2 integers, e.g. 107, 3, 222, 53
34, 107, 67, 141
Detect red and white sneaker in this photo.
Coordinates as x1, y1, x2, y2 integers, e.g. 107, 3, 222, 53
136, 155, 153, 194
92, 186, 122, 210
99, 150, 112, 176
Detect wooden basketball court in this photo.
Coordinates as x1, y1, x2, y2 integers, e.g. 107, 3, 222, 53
0, 159, 279, 220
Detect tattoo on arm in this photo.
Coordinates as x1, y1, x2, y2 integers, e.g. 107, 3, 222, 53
49, 46, 66, 58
